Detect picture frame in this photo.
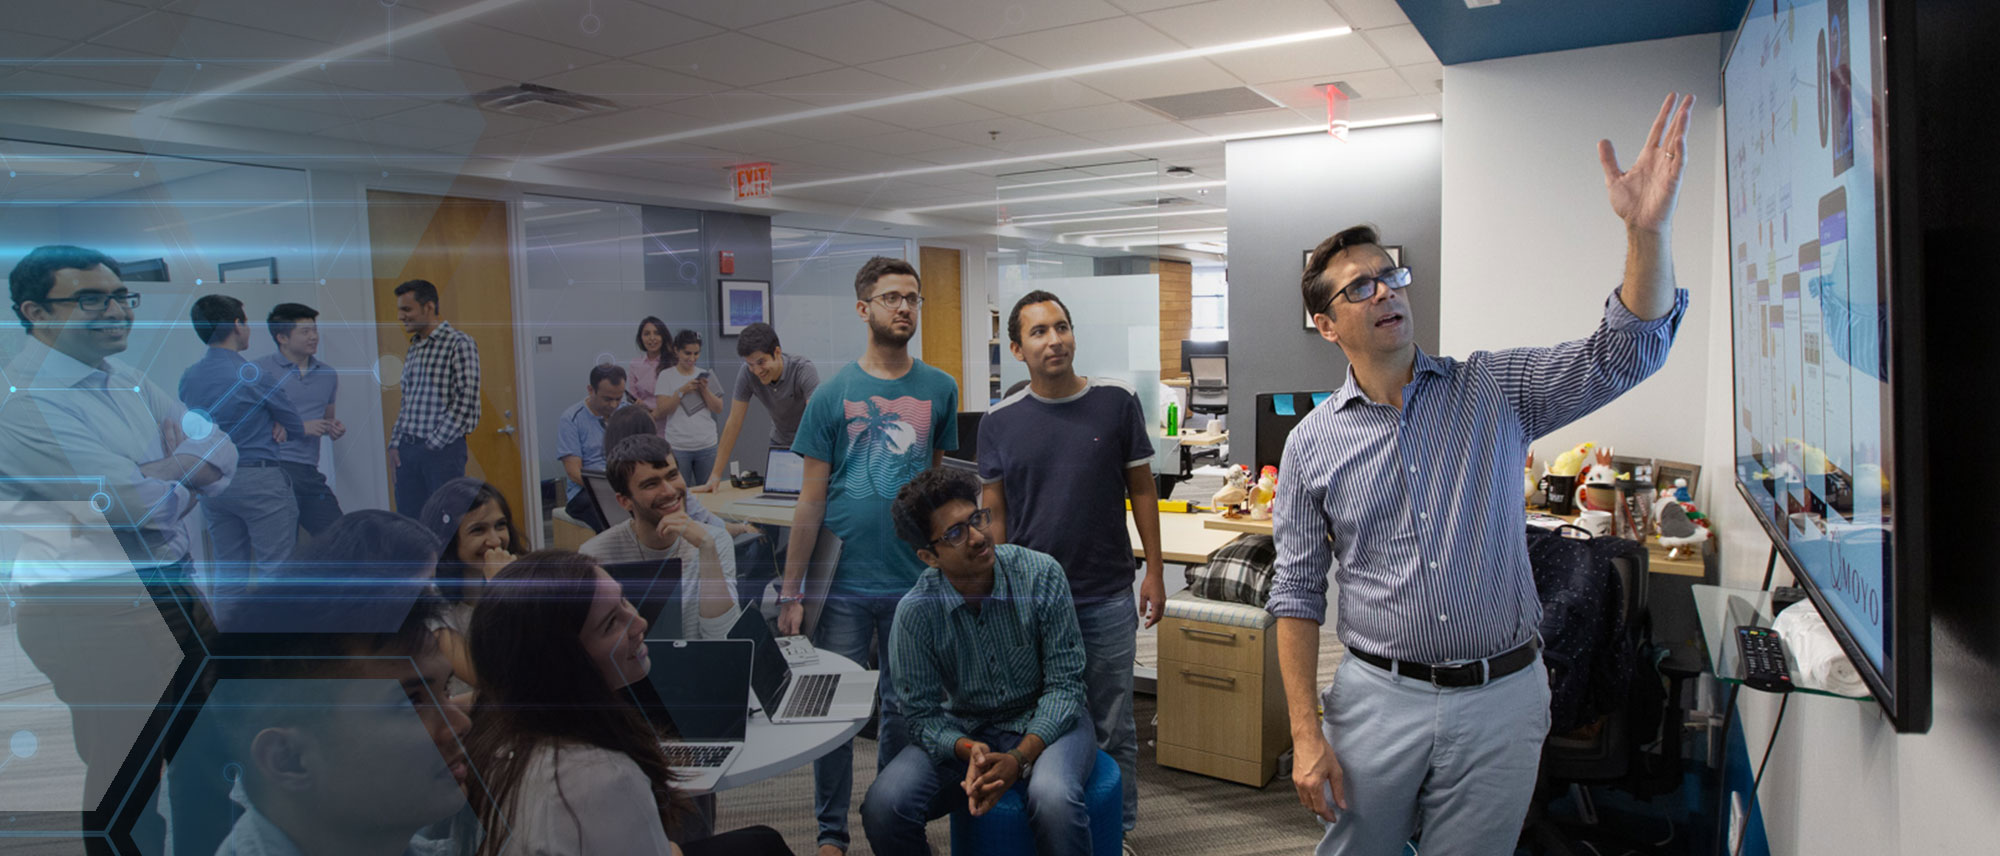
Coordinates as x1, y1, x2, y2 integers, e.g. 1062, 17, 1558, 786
719, 279, 771, 336
1654, 459, 1702, 501
1609, 454, 1657, 483
1304, 245, 1401, 330
218, 257, 278, 285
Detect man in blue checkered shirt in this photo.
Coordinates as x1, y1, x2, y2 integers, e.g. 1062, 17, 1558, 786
387, 278, 480, 517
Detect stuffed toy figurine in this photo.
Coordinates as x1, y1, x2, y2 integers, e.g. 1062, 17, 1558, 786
1211, 464, 1250, 513
1547, 441, 1594, 479
1249, 466, 1278, 521
1580, 446, 1621, 512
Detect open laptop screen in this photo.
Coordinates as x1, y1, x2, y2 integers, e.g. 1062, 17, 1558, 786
727, 609, 792, 713
764, 447, 805, 495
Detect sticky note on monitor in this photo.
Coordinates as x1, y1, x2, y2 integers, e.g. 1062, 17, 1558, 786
1273, 394, 1296, 416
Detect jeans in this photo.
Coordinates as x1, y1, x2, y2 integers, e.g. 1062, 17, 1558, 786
674, 444, 717, 488
1314, 653, 1551, 856
733, 529, 778, 607
394, 437, 467, 518
201, 464, 297, 585
1074, 593, 1140, 830
277, 460, 344, 537
565, 489, 607, 532
861, 719, 1098, 856
810, 592, 906, 849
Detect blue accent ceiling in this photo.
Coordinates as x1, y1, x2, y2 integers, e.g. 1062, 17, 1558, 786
1397, 0, 1754, 65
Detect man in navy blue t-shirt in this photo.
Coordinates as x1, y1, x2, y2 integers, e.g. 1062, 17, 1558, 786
977, 289, 1163, 835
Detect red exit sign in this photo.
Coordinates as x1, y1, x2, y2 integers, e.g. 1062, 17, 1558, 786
731, 162, 772, 200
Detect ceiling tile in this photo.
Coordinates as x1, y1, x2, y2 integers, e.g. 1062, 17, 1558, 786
9, 0, 162, 42
319, 118, 483, 151
631, 32, 838, 87
852, 97, 1002, 130
173, 99, 353, 134
755, 67, 915, 107
236, 80, 433, 121
777, 112, 912, 143
1070, 57, 1240, 101
747, 1, 969, 66
1344, 92, 1439, 122
984, 132, 1102, 156
422, 24, 616, 81
473, 107, 691, 154
642, 0, 853, 31
0, 30, 81, 61
92, 11, 332, 59
372, 99, 550, 139
688, 127, 817, 157
957, 79, 1114, 116
1208, 33, 1387, 84
1362, 24, 1437, 66
532, 61, 726, 108
1074, 123, 1207, 147
927, 116, 1067, 146
907, 142, 1012, 168
1326, 0, 1411, 30
1024, 102, 1176, 134
1141, 0, 1348, 48
846, 129, 963, 156
876, 0, 1126, 41
304, 50, 507, 97
1178, 109, 1317, 136
1107, 0, 1212, 11
764, 143, 919, 174
653, 90, 813, 123
479, 0, 720, 58
988, 18, 1186, 68
862, 43, 1043, 87
1395, 61, 1443, 95
1253, 69, 1411, 111
165, 0, 390, 44
0, 69, 151, 112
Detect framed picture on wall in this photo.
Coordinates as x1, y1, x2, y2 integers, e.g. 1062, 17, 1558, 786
719, 279, 770, 336
219, 257, 278, 284
1303, 245, 1401, 330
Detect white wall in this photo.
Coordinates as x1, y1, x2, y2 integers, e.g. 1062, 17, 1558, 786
1440, 35, 1721, 469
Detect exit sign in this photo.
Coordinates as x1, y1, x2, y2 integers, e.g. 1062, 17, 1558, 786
730, 162, 772, 200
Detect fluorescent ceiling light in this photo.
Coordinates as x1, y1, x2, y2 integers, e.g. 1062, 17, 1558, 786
1064, 225, 1165, 237
1008, 205, 1159, 221
144, 0, 531, 116
902, 180, 1223, 214
997, 170, 1159, 192
1020, 208, 1224, 228
536, 26, 1353, 161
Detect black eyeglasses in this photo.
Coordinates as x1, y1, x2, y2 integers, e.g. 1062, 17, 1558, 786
869, 292, 924, 310
37, 291, 141, 313
927, 508, 992, 550
1324, 267, 1411, 312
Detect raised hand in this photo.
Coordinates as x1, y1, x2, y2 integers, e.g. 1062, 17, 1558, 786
1598, 92, 1696, 234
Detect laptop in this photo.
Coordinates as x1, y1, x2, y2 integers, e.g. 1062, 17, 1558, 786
727, 609, 878, 724
627, 639, 751, 792
580, 469, 632, 528
600, 558, 684, 640
737, 447, 805, 507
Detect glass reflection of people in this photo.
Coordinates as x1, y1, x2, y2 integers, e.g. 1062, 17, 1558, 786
1272, 94, 1697, 854
253, 302, 348, 536
0, 245, 237, 855
419, 478, 526, 688
652, 329, 724, 486
463, 552, 791, 856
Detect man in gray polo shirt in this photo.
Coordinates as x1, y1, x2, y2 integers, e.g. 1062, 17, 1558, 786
695, 321, 819, 492
254, 302, 345, 536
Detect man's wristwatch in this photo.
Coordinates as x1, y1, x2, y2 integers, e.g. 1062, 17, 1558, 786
1005, 748, 1033, 779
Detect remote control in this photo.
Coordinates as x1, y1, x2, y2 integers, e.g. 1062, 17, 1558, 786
1736, 626, 1794, 693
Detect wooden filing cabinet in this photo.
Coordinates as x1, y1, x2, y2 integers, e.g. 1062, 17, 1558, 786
1155, 595, 1291, 787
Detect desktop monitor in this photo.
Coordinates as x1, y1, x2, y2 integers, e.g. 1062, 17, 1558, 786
1180, 340, 1226, 376
949, 411, 983, 462
1254, 391, 1334, 477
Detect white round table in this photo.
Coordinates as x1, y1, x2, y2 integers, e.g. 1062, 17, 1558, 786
708, 650, 870, 793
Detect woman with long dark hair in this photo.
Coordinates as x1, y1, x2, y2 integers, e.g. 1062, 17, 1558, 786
649, 329, 724, 486
628, 316, 672, 430
465, 551, 790, 856
418, 477, 527, 687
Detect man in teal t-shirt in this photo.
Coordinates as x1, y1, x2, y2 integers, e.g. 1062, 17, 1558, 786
779, 256, 958, 856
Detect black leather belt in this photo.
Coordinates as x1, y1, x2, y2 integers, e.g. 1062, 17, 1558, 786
1350, 639, 1540, 688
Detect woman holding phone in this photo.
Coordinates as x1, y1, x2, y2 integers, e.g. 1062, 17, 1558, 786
650, 329, 724, 485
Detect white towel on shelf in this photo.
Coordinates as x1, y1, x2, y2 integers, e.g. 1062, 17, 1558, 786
1771, 600, 1868, 696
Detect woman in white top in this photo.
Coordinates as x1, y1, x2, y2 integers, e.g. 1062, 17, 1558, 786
649, 329, 723, 487
464, 551, 792, 856
417, 477, 525, 689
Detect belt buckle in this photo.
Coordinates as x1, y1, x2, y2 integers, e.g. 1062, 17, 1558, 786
1430, 660, 1486, 689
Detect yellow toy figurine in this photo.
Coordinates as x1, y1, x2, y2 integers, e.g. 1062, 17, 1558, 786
1547, 441, 1595, 479
1249, 465, 1278, 521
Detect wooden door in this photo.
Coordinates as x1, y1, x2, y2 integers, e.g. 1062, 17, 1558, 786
919, 246, 964, 399
366, 189, 527, 520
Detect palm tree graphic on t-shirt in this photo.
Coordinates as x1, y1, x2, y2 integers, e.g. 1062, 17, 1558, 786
841, 395, 932, 498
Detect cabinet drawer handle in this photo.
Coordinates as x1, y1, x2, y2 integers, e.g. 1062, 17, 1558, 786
1179, 626, 1238, 642
1179, 669, 1237, 686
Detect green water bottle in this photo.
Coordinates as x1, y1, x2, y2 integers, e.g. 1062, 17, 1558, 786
1167, 401, 1179, 436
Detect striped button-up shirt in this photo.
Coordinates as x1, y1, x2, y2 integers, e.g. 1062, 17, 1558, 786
890, 544, 1086, 764
1268, 288, 1688, 664
392, 321, 480, 449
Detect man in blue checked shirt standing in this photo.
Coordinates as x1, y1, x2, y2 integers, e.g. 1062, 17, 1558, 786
1271, 93, 1698, 855
387, 278, 480, 517
863, 466, 1094, 856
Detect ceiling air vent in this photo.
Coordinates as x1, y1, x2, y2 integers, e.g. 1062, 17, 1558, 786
470, 83, 619, 122
1134, 86, 1284, 121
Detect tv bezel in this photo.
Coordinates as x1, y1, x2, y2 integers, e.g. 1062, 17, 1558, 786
1721, 0, 1930, 732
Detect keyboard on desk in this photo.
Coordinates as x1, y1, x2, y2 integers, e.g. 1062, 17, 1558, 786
784, 673, 840, 719
665, 744, 735, 768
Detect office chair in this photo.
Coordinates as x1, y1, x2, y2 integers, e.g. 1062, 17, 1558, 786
1188, 355, 1229, 420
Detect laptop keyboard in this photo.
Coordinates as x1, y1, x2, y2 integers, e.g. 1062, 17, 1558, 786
664, 744, 734, 769
784, 673, 840, 718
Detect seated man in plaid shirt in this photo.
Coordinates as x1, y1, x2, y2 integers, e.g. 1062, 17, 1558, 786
862, 466, 1096, 856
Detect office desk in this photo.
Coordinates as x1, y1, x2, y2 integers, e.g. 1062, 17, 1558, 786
705, 650, 871, 794
704, 483, 798, 527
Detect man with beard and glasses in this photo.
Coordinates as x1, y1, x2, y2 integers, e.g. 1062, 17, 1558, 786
580, 434, 743, 640
777, 256, 958, 856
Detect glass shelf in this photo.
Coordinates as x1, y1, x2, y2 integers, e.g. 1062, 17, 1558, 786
1690, 583, 1873, 701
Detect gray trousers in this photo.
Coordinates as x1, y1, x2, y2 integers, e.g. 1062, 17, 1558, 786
1315, 652, 1550, 856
